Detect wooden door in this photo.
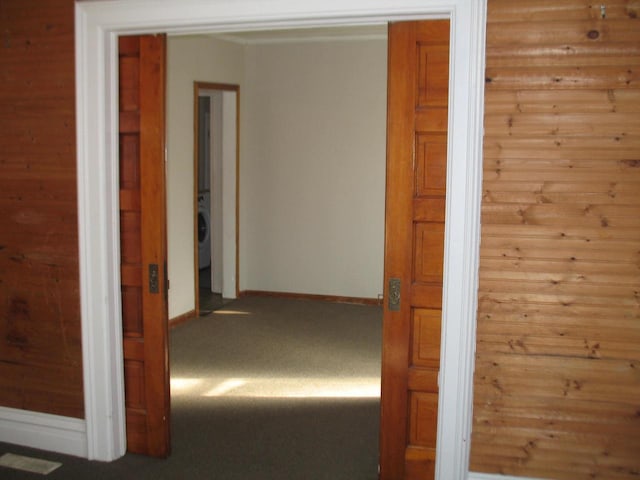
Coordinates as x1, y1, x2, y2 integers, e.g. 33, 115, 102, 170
380, 20, 450, 480
118, 34, 171, 457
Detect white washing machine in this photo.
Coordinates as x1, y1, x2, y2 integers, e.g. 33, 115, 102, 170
198, 192, 211, 269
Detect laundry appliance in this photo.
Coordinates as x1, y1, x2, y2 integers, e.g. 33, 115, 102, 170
198, 192, 211, 270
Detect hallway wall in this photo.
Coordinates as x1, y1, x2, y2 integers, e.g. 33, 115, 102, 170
240, 37, 387, 299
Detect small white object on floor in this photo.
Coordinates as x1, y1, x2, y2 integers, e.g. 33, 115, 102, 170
0, 453, 62, 475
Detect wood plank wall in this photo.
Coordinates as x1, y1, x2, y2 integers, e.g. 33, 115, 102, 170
1, 1, 639, 472
471, 1, 640, 479
0, 0, 83, 418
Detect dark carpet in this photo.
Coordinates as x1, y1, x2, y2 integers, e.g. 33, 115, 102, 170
0, 296, 382, 479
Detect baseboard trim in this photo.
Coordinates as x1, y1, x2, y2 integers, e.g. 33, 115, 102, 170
0, 406, 87, 458
239, 290, 381, 306
468, 472, 550, 480
169, 309, 196, 329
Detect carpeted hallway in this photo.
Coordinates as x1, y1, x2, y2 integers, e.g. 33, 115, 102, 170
0, 296, 382, 479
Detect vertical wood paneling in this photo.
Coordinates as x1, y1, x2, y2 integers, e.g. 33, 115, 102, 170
471, 1, 640, 479
118, 34, 170, 458
380, 20, 449, 480
405, 31, 448, 477
412, 309, 441, 369
0, 0, 83, 418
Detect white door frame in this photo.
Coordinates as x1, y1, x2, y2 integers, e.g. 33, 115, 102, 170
74, 1, 486, 478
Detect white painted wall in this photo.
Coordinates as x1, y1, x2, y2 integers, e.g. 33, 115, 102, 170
166, 36, 244, 318
240, 38, 387, 299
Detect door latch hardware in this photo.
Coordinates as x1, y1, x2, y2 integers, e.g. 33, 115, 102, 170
149, 263, 159, 294
388, 277, 401, 311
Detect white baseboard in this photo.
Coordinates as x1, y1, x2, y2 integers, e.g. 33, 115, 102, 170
468, 472, 550, 480
0, 406, 87, 458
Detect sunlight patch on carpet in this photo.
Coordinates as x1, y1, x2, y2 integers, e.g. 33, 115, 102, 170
203, 378, 247, 396
170, 377, 203, 393
0, 453, 61, 475
172, 376, 380, 398
233, 377, 381, 398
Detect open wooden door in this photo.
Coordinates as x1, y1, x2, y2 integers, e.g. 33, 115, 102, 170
380, 20, 450, 479
118, 34, 171, 457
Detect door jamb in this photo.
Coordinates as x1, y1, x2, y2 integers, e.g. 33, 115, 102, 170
74, 2, 487, 478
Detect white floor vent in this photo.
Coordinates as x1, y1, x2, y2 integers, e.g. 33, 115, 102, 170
0, 453, 62, 475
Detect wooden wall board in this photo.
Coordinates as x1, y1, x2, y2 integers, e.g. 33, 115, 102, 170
484, 112, 640, 136
0, 0, 83, 419
471, 1, 640, 478
487, 0, 640, 23
486, 19, 640, 46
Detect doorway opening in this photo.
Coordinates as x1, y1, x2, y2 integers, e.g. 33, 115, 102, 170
75, 3, 485, 477
166, 28, 386, 477
192, 82, 239, 317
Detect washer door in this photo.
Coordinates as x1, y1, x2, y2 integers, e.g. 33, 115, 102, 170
198, 208, 211, 269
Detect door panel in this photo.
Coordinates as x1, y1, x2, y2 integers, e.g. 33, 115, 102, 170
380, 20, 450, 480
118, 34, 170, 458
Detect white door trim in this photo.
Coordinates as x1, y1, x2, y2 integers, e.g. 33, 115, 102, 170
74, 1, 486, 478
0, 406, 87, 458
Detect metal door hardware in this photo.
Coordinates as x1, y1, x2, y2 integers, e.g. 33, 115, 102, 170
388, 277, 401, 311
149, 263, 159, 294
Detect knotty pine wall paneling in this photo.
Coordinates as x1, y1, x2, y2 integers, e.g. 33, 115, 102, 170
0, 0, 83, 418
471, 1, 640, 479
2, 0, 640, 471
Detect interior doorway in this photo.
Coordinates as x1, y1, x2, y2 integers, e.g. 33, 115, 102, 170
75, 3, 486, 476
193, 82, 239, 317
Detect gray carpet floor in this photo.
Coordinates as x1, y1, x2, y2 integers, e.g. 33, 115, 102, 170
0, 296, 382, 479
198, 289, 227, 315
